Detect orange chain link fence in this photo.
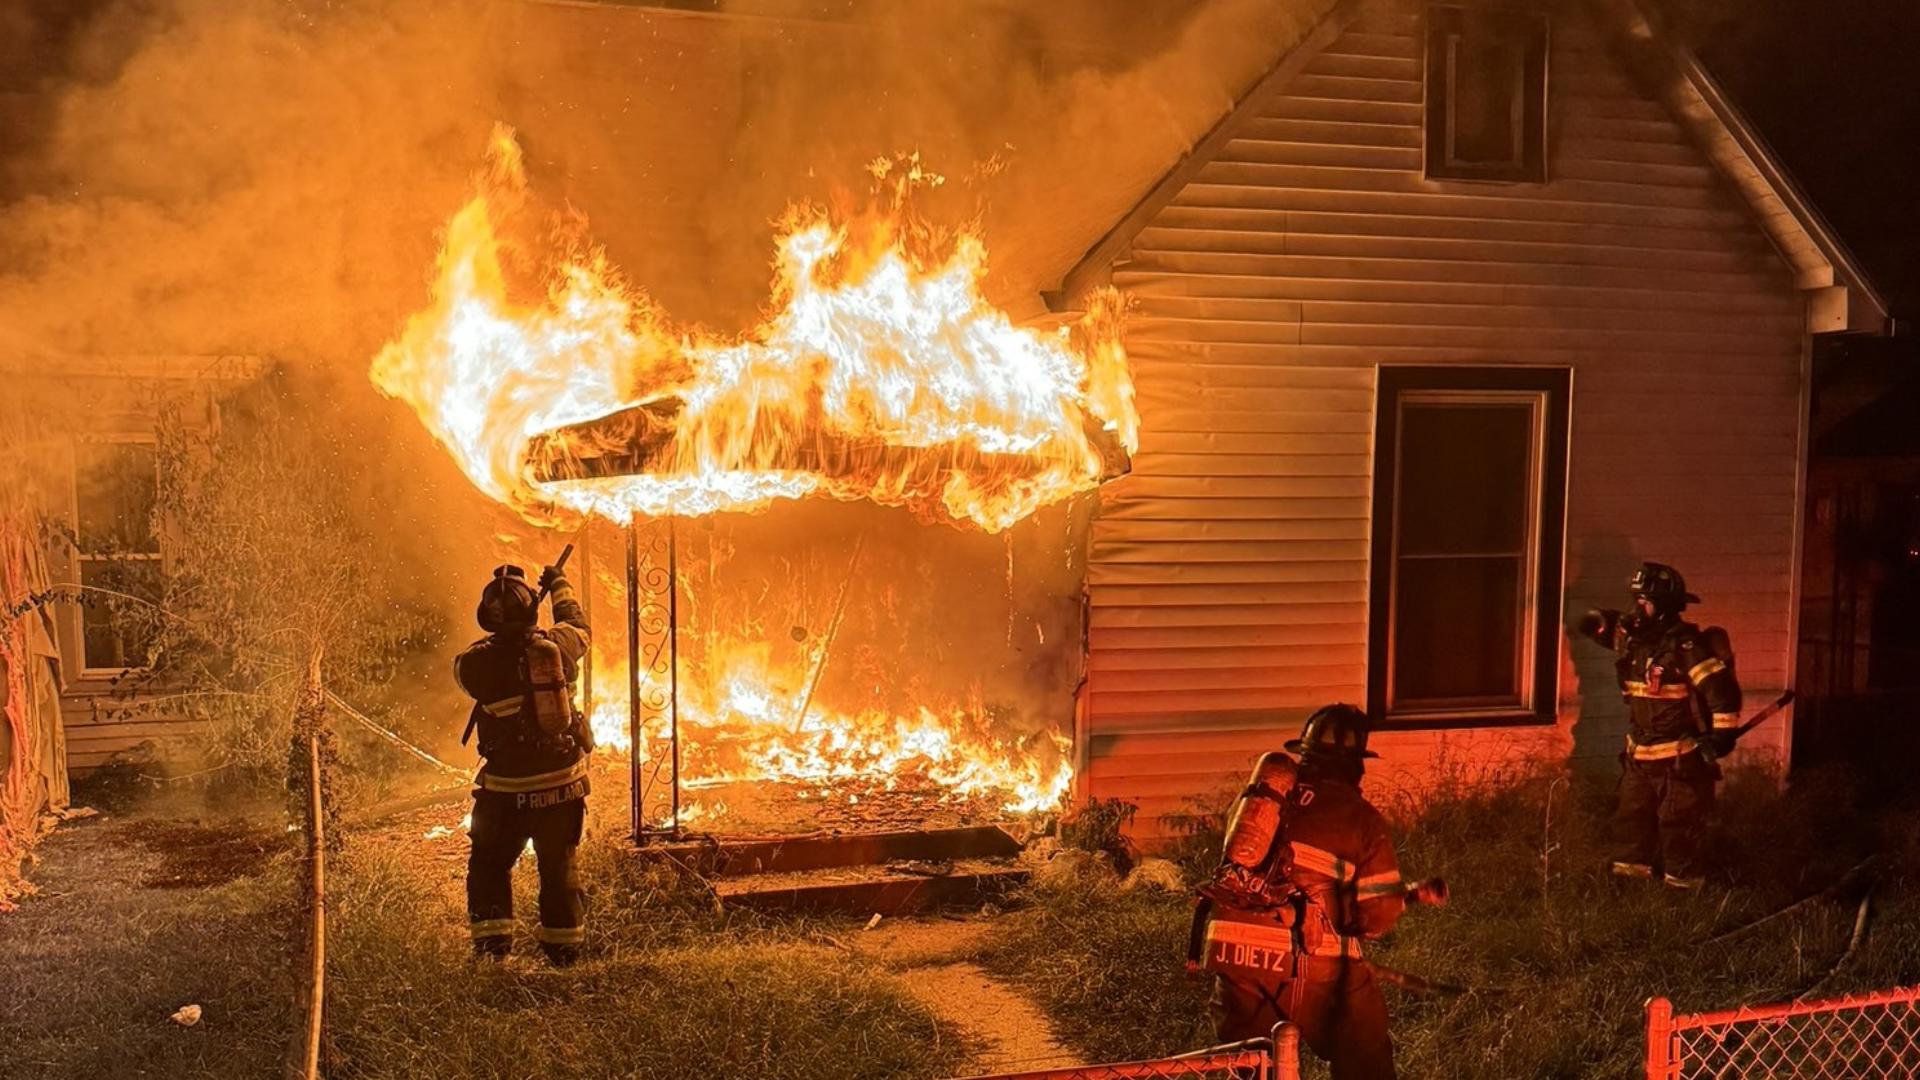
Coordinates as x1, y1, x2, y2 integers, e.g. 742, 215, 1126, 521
1647, 985, 1920, 1078
946, 1024, 1301, 1080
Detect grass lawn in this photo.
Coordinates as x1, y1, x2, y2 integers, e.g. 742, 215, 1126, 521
979, 766, 1920, 1079
0, 791, 973, 1080
326, 806, 974, 1080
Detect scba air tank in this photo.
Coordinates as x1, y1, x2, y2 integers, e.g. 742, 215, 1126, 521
524, 634, 572, 736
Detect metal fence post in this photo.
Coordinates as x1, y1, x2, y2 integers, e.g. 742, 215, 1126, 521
1645, 996, 1675, 1080
1269, 1022, 1302, 1080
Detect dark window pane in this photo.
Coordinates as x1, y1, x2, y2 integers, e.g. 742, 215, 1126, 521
80, 559, 163, 670
1392, 555, 1521, 704
1397, 403, 1534, 556
1448, 32, 1523, 165
75, 443, 159, 554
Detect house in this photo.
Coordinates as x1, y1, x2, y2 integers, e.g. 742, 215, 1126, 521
1054, 0, 1891, 838
1792, 334, 1920, 778
3, 355, 265, 775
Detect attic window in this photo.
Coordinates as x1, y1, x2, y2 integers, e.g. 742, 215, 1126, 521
1425, 5, 1549, 182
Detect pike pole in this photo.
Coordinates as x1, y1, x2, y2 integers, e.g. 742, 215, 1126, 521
1730, 689, 1795, 740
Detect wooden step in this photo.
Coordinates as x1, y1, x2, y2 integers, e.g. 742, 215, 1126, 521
714, 858, 1029, 916
636, 824, 1025, 878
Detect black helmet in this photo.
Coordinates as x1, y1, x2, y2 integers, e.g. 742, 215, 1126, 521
1629, 562, 1699, 609
477, 564, 539, 632
1285, 703, 1378, 759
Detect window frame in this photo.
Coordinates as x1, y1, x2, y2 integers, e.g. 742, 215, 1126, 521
1366, 366, 1570, 729
1424, 3, 1550, 184
67, 434, 166, 679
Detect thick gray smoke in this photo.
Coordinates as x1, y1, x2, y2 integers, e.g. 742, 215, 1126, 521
0, 0, 1325, 770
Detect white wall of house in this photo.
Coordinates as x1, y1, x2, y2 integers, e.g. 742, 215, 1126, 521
1079, 0, 1809, 837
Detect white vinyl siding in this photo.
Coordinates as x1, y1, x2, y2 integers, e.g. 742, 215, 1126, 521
1085, 0, 1805, 838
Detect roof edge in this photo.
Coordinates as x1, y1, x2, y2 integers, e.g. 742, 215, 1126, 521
1048, 0, 1360, 311
1050, 0, 1894, 334
1621, 0, 1892, 335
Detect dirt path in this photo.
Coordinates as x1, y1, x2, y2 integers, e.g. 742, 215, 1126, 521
0, 813, 295, 1080
854, 917, 1082, 1075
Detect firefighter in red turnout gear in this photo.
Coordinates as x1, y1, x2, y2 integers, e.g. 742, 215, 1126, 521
1199, 705, 1413, 1079
1579, 562, 1742, 889
457, 562, 594, 963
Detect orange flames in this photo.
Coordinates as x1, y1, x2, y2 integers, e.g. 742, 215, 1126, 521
585, 643, 1073, 817
371, 126, 1134, 533
374, 127, 1123, 818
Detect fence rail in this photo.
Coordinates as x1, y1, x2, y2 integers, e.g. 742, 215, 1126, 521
1647, 985, 1920, 1078
947, 1025, 1299, 1080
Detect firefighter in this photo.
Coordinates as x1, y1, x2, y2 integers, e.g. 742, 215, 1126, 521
1199, 704, 1413, 1079
456, 562, 594, 964
1578, 561, 1742, 890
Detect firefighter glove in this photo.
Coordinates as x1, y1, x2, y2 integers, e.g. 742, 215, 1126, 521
1407, 877, 1449, 907
539, 564, 568, 594
1709, 731, 1737, 758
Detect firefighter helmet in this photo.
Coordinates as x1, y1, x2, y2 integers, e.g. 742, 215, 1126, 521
477, 564, 539, 631
1629, 562, 1700, 609
1285, 703, 1379, 759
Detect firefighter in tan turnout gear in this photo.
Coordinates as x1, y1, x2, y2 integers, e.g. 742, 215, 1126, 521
1579, 561, 1743, 890
457, 562, 594, 964
1195, 704, 1443, 1079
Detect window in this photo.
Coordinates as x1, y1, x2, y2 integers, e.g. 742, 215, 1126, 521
1425, 5, 1549, 183
72, 440, 164, 672
1368, 368, 1569, 725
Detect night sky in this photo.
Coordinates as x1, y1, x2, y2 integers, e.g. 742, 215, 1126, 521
1673, 0, 1920, 322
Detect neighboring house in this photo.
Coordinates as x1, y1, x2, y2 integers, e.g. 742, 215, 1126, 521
6, 355, 264, 774
1793, 337, 1920, 771
1054, 0, 1890, 837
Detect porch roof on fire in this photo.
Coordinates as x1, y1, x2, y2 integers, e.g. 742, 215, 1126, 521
1050, 0, 1890, 335
516, 0, 1886, 334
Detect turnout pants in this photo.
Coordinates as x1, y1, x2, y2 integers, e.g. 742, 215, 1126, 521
1614, 753, 1717, 878
1212, 957, 1395, 1079
466, 792, 586, 958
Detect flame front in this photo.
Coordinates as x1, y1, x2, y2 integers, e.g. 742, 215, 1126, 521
372, 127, 1135, 533
584, 642, 1073, 817
375, 128, 1122, 819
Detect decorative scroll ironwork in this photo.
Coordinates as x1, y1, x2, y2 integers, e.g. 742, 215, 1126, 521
627, 514, 679, 842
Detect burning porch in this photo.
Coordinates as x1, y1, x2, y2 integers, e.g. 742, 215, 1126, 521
368, 130, 1137, 894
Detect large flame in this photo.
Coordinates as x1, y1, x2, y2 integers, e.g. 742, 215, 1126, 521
585, 641, 1073, 818
372, 126, 1135, 533
375, 128, 1119, 818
